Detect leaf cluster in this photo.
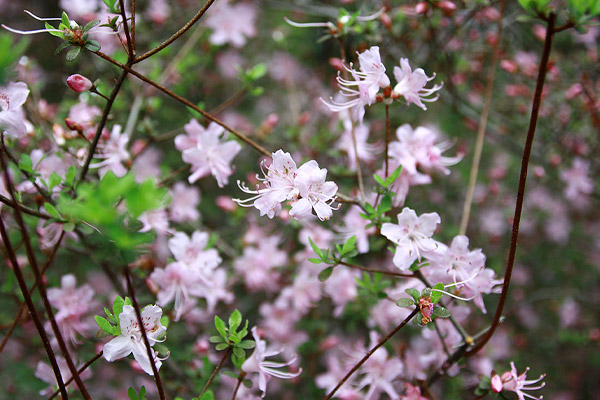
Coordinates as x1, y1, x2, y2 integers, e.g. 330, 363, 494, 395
307, 235, 358, 282
209, 310, 255, 370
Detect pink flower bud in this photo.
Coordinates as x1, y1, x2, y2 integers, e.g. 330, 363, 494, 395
491, 374, 503, 393
415, 2, 428, 14
66, 74, 93, 92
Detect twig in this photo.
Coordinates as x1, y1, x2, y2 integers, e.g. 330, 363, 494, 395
231, 372, 246, 400
458, 0, 506, 235
340, 261, 415, 278
134, 0, 217, 63
119, 0, 134, 59
95, 51, 271, 157
199, 347, 232, 398
76, 68, 130, 188
124, 267, 166, 400
1, 141, 90, 399
465, 12, 557, 357
0, 194, 52, 219
324, 308, 419, 400
130, 0, 136, 53
47, 351, 104, 400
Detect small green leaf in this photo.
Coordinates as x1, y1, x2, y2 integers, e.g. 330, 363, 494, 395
84, 40, 101, 52
318, 266, 334, 282
433, 307, 451, 318
61, 12, 70, 27
95, 315, 115, 335
215, 343, 229, 351
396, 298, 416, 308
209, 336, 223, 343
342, 235, 357, 254
66, 46, 81, 62
139, 386, 146, 400
380, 195, 392, 212
405, 288, 420, 302
431, 283, 445, 303
385, 165, 403, 186
308, 237, 323, 257
238, 340, 255, 349
308, 258, 323, 264
373, 173, 386, 187
232, 347, 245, 358
229, 310, 242, 332
214, 316, 228, 338
199, 391, 215, 400
44, 203, 60, 219
55, 42, 71, 55
83, 19, 101, 32
128, 387, 137, 400
113, 296, 125, 320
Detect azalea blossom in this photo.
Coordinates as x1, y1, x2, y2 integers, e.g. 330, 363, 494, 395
35, 356, 92, 396
321, 46, 390, 123
102, 304, 167, 375
176, 119, 242, 187
204, 0, 257, 48
380, 207, 441, 270
336, 120, 382, 171
0, 81, 29, 138
491, 362, 546, 400
242, 327, 302, 397
392, 58, 443, 110
92, 124, 130, 178
235, 150, 338, 221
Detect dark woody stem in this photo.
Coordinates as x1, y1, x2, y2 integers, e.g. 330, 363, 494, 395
324, 308, 419, 400
124, 267, 167, 400
119, 0, 134, 59
231, 371, 246, 400
199, 347, 232, 398
47, 351, 104, 400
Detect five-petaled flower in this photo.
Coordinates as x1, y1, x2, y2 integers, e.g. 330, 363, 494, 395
392, 58, 443, 110
491, 362, 546, 400
102, 304, 167, 375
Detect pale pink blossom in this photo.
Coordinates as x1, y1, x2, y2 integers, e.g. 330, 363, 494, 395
66, 74, 93, 92
68, 101, 102, 138
491, 362, 546, 400
400, 383, 428, 400
138, 209, 170, 235
560, 157, 594, 206
168, 182, 200, 223
102, 304, 167, 375
205, 0, 257, 48
289, 160, 338, 221
392, 58, 442, 110
92, 124, 130, 178
0, 81, 29, 138
168, 231, 221, 271
381, 207, 441, 270
176, 120, 242, 187
35, 356, 92, 396
234, 235, 287, 292
338, 205, 376, 254
241, 327, 302, 398
323, 267, 360, 317
336, 121, 382, 171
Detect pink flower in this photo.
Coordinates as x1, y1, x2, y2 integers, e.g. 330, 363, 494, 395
289, 160, 338, 221
66, 74, 93, 92
92, 124, 130, 178
102, 305, 167, 376
560, 157, 594, 206
392, 58, 442, 110
168, 182, 200, 223
0, 81, 29, 138
336, 121, 382, 171
242, 327, 302, 398
167, 231, 221, 271
204, 0, 257, 48
491, 362, 546, 400
380, 207, 441, 270
401, 383, 428, 400
35, 356, 92, 396
176, 120, 242, 187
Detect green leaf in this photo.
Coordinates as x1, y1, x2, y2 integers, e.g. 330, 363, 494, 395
45, 22, 63, 38
44, 203, 60, 219
55, 42, 71, 55
246, 63, 267, 81
199, 391, 215, 400
405, 288, 420, 302
95, 315, 115, 335
83, 19, 101, 32
433, 307, 451, 318
431, 283, 445, 303
380, 195, 392, 213
61, 12, 70, 27
215, 343, 229, 351
66, 46, 81, 62
113, 296, 125, 321
214, 315, 228, 338
232, 346, 245, 358
128, 387, 137, 400
209, 336, 223, 343
318, 266, 334, 282
342, 235, 357, 254
308, 258, 323, 264
308, 237, 323, 258
238, 340, 255, 349
84, 40, 101, 52
385, 165, 403, 186
18, 154, 33, 173
396, 298, 416, 308
229, 309, 242, 333
48, 172, 62, 190
139, 386, 146, 400
373, 173, 386, 187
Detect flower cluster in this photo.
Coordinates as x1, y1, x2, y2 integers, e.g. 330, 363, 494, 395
234, 150, 339, 221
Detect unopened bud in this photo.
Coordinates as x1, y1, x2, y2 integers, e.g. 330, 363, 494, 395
328, 57, 345, 72
439, 0, 457, 15
66, 74, 93, 92
64, 118, 82, 132
415, 2, 428, 14
380, 12, 392, 29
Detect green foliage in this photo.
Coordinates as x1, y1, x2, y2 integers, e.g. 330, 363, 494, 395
239, 63, 267, 96
57, 171, 169, 251
0, 33, 28, 83
128, 385, 147, 400
405, 288, 420, 303
430, 283, 445, 303
396, 298, 416, 308
355, 272, 391, 299
95, 295, 132, 336
433, 307, 451, 318
210, 310, 255, 370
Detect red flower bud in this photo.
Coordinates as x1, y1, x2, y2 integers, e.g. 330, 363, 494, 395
66, 74, 93, 93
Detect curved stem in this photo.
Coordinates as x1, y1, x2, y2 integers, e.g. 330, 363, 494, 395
465, 12, 556, 357
134, 0, 216, 63
199, 347, 232, 398
324, 308, 419, 400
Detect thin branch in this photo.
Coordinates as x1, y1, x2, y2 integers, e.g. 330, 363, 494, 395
95, 51, 271, 157
76, 68, 129, 188
199, 347, 232, 398
124, 267, 166, 400
130, 0, 136, 54
119, 0, 134, 59
0, 155, 68, 400
134, 0, 217, 63
0, 194, 52, 219
1, 141, 91, 399
458, 0, 505, 235
231, 372, 246, 400
465, 12, 557, 357
324, 308, 419, 400
384, 104, 391, 177
47, 351, 104, 400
